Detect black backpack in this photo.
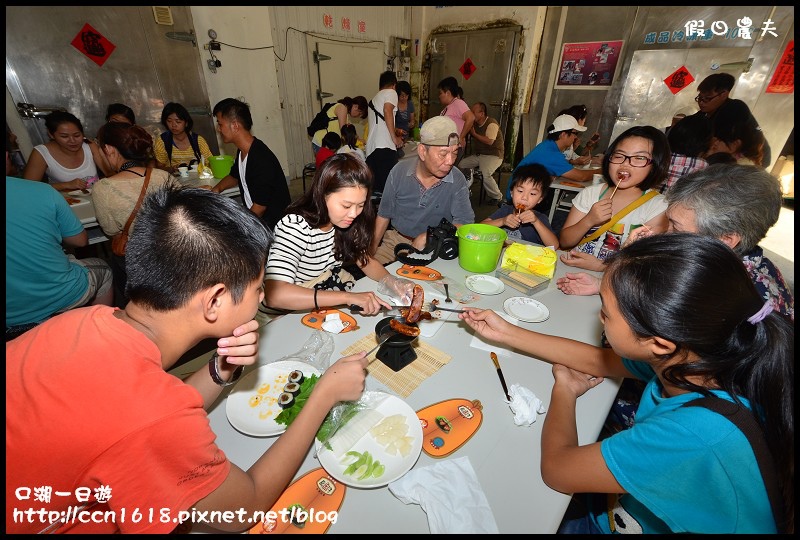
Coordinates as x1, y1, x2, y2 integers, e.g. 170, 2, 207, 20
306, 102, 336, 137
160, 131, 202, 165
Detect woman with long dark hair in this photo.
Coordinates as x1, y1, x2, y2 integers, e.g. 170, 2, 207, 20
264, 153, 410, 314
23, 110, 113, 192
461, 233, 793, 533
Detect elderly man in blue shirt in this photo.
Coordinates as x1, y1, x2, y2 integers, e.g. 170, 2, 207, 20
371, 116, 475, 265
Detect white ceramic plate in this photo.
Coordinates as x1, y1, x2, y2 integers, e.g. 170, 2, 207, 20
67, 189, 91, 196
315, 393, 423, 489
465, 274, 506, 295
226, 360, 321, 437
503, 296, 550, 323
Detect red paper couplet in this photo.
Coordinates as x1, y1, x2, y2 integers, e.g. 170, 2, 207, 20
71, 23, 116, 67
459, 58, 477, 80
663, 65, 695, 95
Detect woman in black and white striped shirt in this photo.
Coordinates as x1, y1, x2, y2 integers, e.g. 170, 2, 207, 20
264, 154, 402, 315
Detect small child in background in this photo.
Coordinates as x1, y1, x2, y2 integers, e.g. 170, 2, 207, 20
482, 163, 559, 248
316, 132, 342, 168
336, 123, 366, 161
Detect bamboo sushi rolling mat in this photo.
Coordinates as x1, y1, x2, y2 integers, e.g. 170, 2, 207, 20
341, 336, 452, 398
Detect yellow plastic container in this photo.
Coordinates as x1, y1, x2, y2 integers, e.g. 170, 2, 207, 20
526, 246, 557, 277
501, 243, 557, 279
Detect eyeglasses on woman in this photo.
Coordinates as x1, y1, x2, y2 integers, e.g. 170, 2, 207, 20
608, 153, 652, 167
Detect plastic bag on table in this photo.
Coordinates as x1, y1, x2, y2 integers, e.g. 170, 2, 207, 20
378, 274, 416, 306
429, 277, 479, 304
315, 390, 392, 456
269, 329, 334, 373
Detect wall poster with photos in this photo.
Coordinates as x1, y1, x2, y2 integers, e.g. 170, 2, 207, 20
556, 40, 624, 89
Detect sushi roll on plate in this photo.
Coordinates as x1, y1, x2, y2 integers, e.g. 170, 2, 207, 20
278, 392, 295, 409
288, 370, 305, 384
283, 382, 302, 396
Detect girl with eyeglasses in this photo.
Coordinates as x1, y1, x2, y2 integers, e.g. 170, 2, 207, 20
558, 126, 670, 272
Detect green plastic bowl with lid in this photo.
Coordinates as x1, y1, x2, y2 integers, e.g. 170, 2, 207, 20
456, 223, 507, 273
208, 155, 234, 179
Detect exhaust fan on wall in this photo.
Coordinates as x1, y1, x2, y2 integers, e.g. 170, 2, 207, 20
152, 6, 174, 26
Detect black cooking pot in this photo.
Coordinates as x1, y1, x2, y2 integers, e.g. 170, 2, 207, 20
375, 316, 418, 346
374, 316, 419, 371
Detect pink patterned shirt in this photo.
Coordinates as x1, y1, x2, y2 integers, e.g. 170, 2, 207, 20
660, 154, 708, 194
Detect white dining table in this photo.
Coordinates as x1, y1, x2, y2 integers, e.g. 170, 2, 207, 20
67, 171, 241, 242
191, 250, 618, 534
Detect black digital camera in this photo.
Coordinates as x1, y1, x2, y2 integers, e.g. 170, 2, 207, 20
425, 218, 458, 260
393, 218, 459, 265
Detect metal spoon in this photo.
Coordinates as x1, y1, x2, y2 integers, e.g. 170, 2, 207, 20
364, 329, 396, 362
443, 283, 452, 303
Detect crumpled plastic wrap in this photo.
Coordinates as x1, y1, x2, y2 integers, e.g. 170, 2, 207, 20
506, 383, 547, 427
270, 330, 334, 372
378, 274, 416, 305
315, 390, 390, 455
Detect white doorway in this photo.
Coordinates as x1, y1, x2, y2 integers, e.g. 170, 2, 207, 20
306, 37, 385, 142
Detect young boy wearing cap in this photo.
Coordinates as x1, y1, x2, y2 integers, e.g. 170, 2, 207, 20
371, 116, 475, 265
506, 114, 598, 201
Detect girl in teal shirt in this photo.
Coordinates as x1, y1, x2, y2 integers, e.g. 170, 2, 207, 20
460, 233, 792, 533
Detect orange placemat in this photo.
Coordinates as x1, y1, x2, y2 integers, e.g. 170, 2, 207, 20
248, 467, 345, 534
301, 309, 359, 333
395, 264, 442, 281
341, 336, 452, 398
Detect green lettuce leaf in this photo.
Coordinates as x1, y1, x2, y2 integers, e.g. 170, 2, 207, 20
274, 374, 319, 427
273, 373, 363, 448
316, 400, 363, 449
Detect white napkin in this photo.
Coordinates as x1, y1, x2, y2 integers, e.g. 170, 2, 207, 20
468, 311, 519, 357
506, 383, 547, 427
388, 456, 499, 534
321, 312, 346, 333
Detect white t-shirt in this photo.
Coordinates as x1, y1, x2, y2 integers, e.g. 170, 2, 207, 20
337, 145, 366, 161
237, 153, 252, 209
34, 142, 99, 185
366, 88, 398, 157
563, 147, 579, 161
